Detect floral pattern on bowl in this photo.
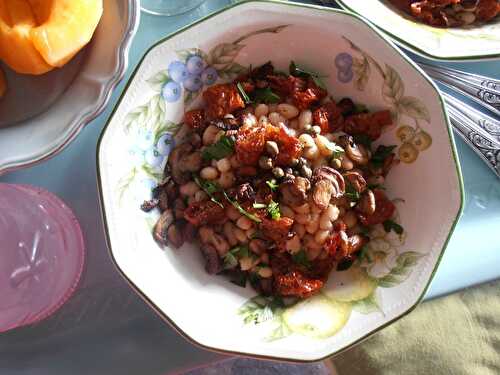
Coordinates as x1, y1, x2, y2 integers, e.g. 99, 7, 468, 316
97, 1, 463, 362
333, 0, 500, 60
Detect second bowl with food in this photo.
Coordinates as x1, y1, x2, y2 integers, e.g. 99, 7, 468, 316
97, 0, 463, 361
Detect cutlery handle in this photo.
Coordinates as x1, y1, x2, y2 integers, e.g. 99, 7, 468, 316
444, 98, 500, 179
419, 62, 500, 118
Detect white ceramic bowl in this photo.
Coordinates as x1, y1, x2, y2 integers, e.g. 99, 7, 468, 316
0, 0, 140, 175
97, 0, 463, 361
334, 0, 500, 61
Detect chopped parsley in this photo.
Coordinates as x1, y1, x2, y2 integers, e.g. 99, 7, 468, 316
223, 245, 251, 270
353, 134, 373, 150
383, 219, 404, 235
236, 82, 252, 104
345, 183, 360, 202
253, 87, 281, 104
267, 200, 281, 220
266, 179, 279, 191
292, 250, 311, 269
201, 135, 235, 161
223, 191, 262, 223
371, 145, 397, 168
289, 61, 327, 89
193, 177, 223, 207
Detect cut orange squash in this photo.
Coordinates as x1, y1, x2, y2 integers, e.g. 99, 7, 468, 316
0, 0, 53, 75
0, 66, 6, 97
30, 0, 103, 67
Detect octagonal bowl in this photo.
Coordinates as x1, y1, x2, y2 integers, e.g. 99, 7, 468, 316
97, 0, 464, 361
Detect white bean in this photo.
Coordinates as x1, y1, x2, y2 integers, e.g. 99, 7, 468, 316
268, 112, 286, 126
277, 103, 299, 119
258, 115, 269, 126
268, 103, 278, 113
298, 110, 312, 130
254, 104, 269, 118
293, 223, 306, 238
258, 267, 273, 278
326, 204, 340, 221
304, 145, 320, 160
236, 216, 253, 231
319, 218, 333, 231
299, 133, 315, 148
294, 203, 310, 214
230, 155, 240, 169
281, 205, 295, 219
242, 113, 257, 127
315, 230, 330, 245
305, 218, 319, 234
216, 158, 231, 173
179, 181, 199, 196
194, 190, 208, 202
234, 228, 247, 243
343, 210, 358, 229
341, 156, 354, 170
240, 257, 253, 271
200, 166, 218, 180
218, 171, 235, 189
286, 235, 301, 254
202, 125, 219, 145
315, 135, 336, 157
310, 203, 322, 215
223, 222, 238, 247
226, 205, 241, 221
289, 119, 299, 129
295, 213, 310, 225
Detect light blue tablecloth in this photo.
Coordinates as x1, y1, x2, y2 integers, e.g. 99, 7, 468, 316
1, 1, 499, 374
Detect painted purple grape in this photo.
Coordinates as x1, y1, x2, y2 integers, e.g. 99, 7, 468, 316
156, 133, 174, 156
168, 61, 189, 83
183, 74, 203, 92
338, 69, 354, 84
162, 81, 182, 102
186, 55, 206, 75
335, 53, 353, 70
145, 148, 165, 168
201, 66, 218, 85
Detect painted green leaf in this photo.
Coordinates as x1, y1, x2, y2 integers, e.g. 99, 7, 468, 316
184, 89, 201, 107
377, 274, 402, 288
352, 56, 370, 91
146, 70, 170, 92
176, 48, 208, 62
378, 251, 425, 288
396, 251, 426, 268
123, 104, 148, 131
352, 291, 382, 314
207, 43, 245, 71
218, 62, 247, 80
397, 96, 431, 123
266, 317, 292, 342
382, 64, 404, 105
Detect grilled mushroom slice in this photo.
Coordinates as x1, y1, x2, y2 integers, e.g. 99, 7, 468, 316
311, 167, 345, 209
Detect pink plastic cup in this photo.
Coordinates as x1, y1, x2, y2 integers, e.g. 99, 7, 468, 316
0, 184, 85, 333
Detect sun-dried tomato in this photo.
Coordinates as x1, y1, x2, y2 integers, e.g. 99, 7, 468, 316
267, 75, 306, 97
184, 200, 226, 226
324, 231, 342, 257
274, 270, 324, 298
313, 102, 344, 134
344, 110, 392, 141
266, 124, 303, 166
235, 123, 266, 165
358, 189, 396, 226
260, 217, 293, 243
184, 109, 205, 132
477, 0, 500, 21
203, 83, 245, 120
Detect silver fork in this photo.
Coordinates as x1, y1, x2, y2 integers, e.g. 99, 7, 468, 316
442, 92, 500, 178
418, 62, 500, 118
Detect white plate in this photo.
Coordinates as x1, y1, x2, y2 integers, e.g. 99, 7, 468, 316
0, 0, 140, 175
335, 0, 500, 61
97, 0, 463, 362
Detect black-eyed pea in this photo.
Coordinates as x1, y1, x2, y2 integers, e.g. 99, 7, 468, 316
286, 235, 301, 254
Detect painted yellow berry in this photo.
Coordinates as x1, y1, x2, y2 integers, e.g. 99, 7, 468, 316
396, 125, 416, 143
411, 131, 432, 151
398, 142, 419, 163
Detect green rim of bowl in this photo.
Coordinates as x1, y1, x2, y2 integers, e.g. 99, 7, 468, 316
335, 0, 500, 61
96, 0, 465, 362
